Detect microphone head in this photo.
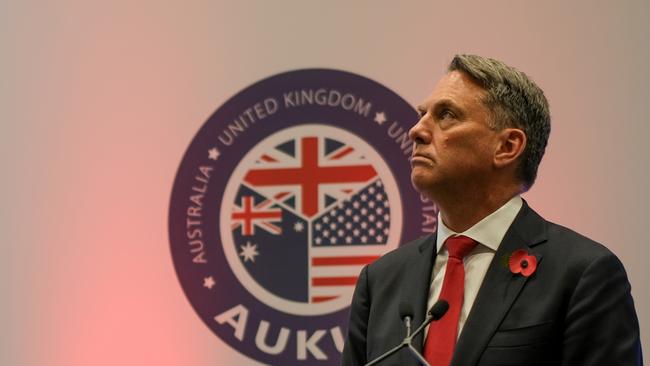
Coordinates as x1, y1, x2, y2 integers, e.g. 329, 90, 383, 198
429, 299, 449, 320
398, 301, 414, 320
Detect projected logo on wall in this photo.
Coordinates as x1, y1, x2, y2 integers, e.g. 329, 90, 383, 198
169, 69, 438, 365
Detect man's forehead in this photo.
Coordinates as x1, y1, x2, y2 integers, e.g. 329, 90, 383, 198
418, 71, 485, 109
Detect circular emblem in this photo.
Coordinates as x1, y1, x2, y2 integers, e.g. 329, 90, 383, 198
169, 69, 438, 365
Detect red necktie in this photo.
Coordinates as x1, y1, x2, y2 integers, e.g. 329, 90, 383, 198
423, 235, 478, 365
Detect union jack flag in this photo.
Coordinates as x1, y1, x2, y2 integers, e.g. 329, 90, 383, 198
243, 136, 378, 217
231, 195, 282, 236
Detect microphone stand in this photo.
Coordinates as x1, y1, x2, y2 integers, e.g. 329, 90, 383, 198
364, 313, 433, 366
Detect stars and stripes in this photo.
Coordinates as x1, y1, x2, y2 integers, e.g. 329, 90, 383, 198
313, 179, 390, 246
309, 245, 384, 303
309, 179, 391, 303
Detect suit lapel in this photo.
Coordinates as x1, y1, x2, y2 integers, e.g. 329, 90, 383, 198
398, 234, 438, 364
451, 202, 547, 366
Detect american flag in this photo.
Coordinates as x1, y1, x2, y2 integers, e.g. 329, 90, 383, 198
309, 179, 390, 303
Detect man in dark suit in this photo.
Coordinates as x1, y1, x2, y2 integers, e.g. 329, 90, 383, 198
341, 54, 642, 365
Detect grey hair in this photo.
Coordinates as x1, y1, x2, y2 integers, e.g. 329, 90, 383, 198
448, 54, 551, 191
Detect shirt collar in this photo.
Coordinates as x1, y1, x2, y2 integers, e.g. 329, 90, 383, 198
436, 195, 523, 253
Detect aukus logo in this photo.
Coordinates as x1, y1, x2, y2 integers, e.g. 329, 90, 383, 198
168, 69, 438, 365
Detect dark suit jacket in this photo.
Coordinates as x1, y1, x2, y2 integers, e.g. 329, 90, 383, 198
342, 202, 642, 365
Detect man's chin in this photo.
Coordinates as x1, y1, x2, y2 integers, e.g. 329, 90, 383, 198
410, 173, 434, 193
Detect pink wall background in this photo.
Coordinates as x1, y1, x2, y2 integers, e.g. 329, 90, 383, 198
2, 1, 648, 364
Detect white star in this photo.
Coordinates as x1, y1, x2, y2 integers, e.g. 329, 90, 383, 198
315, 237, 322, 244
203, 276, 216, 289
294, 222, 304, 232
345, 208, 352, 215
337, 215, 344, 223
369, 201, 376, 208
323, 230, 330, 237
377, 207, 384, 215
338, 229, 344, 237
353, 229, 360, 236
361, 194, 368, 201
361, 235, 368, 243
345, 222, 352, 229
346, 236, 353, 243
368, 214, 375, 222
239, 242, 259, 263
361, 222, 368, 229
369, 187, 376, 194
353, 215, 360, 222
374, 111, 387, 125
361, 208, 368, 215
376, 235, 384, 242
315, 223, 322, 230
330, 237, 338, 244
369, 228, 376, 235
323, 216, 330, 223
208, 147, 220, 160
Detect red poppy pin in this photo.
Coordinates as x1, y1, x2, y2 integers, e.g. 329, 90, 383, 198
508, 249, 537, 277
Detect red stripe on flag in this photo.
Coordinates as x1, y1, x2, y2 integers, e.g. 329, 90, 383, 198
312, 277, 358, 286
312, 256, 380, 266
330, 147, 354, 160
260, 154, 277, 162
312, 295, 339, 303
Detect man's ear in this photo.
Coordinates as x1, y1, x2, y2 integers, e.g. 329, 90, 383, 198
494, 128, 526, 168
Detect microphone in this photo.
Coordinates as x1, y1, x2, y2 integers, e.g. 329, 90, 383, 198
364, 299, 449, 366
430, 299, 449, 320
398, 301, 414, 320
399, 302, 414, 336
409, 299, 449, 340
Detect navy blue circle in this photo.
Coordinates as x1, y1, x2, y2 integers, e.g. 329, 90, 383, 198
169, 69, 429, 365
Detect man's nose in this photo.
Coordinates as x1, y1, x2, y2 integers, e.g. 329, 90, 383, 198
409, 116, 431, 145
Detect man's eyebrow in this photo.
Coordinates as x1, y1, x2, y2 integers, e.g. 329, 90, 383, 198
416, 99, 462, 117
431, 99, 464, 114
432, 99, 456, 110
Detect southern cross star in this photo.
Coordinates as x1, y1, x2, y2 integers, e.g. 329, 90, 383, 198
239, 241, 259, 263
293, 222, 304, 232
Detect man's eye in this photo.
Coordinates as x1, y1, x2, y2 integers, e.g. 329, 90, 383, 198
438, 109, 454, 119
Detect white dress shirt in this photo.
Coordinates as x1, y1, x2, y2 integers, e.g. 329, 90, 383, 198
425, 195, 523, 338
